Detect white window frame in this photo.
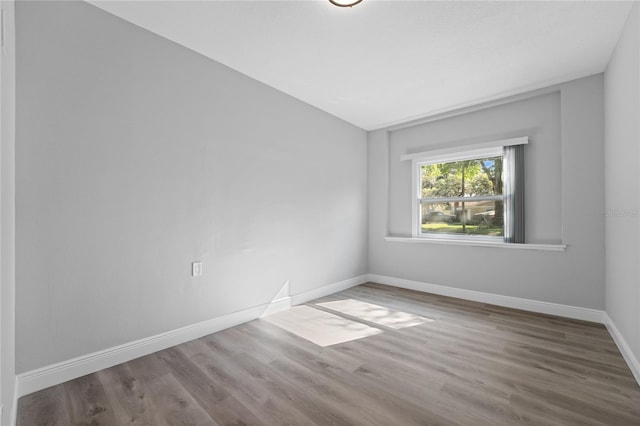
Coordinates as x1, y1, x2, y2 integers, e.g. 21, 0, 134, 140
403, 137, 528, 240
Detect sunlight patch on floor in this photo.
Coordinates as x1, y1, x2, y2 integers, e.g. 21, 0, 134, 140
316, 299, 433, 329
262, 305, 382, 347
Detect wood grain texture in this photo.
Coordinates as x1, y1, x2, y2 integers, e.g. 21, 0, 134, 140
17, 283, 640, 425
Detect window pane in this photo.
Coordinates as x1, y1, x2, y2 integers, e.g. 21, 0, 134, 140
420, 200, 504, 237
421, 165, 461, 198
421, 156, 503, 198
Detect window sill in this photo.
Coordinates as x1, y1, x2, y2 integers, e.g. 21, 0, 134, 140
383, 236, 567, 252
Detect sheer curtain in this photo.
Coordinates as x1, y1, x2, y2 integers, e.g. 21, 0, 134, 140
503, 145, 525, 243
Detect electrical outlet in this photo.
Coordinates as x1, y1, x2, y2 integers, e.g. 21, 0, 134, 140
192, 261, 203, 277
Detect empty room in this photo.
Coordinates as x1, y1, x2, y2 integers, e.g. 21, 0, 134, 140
1, 0, 640, 425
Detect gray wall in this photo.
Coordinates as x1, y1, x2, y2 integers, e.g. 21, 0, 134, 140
605, 4, 639, 368
369, 75, 605, 309
388, 92, 562, 243
1, 1, 16, 424
15, 1, 368, 373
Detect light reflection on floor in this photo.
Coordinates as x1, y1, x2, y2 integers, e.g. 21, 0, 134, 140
262, 305, 382, 347
317, 299, 433, 329
262, 299, 433, 347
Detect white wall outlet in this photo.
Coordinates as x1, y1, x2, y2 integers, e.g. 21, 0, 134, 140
192, 261, 203, 277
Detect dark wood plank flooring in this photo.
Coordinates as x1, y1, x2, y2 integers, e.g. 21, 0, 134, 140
18, 283, 640, 425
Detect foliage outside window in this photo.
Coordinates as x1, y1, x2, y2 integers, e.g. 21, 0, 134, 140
419, 154, 504, 238
405, 137, 526, 243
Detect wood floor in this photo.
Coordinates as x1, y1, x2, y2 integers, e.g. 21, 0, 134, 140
18, 283, 640, 426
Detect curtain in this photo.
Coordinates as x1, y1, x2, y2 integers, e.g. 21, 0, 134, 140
503, 145, 525, 243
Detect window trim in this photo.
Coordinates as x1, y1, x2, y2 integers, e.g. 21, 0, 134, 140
400, 136, 528, 162
383, 236, 567, 251
405, 137, 528, 240
414, 146, 502, 167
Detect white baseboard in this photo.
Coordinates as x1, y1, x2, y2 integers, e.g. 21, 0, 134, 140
367, 275, 640, 388
367, 274, 605, 323
14, 275, 367, 399
260, 296, 292, 318
17, 272, 629, 412
15, 304, 267, 399
604, 313, 640, 386
291, 274, 368, 305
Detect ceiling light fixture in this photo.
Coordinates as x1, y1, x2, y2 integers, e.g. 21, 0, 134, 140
329, 0, 363, 7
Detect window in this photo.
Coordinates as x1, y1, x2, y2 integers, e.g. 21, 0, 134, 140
419, 151, 504, 238
403, 137, 527, 243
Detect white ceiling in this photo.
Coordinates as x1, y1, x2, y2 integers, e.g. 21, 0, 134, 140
90, 0, 633, 130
